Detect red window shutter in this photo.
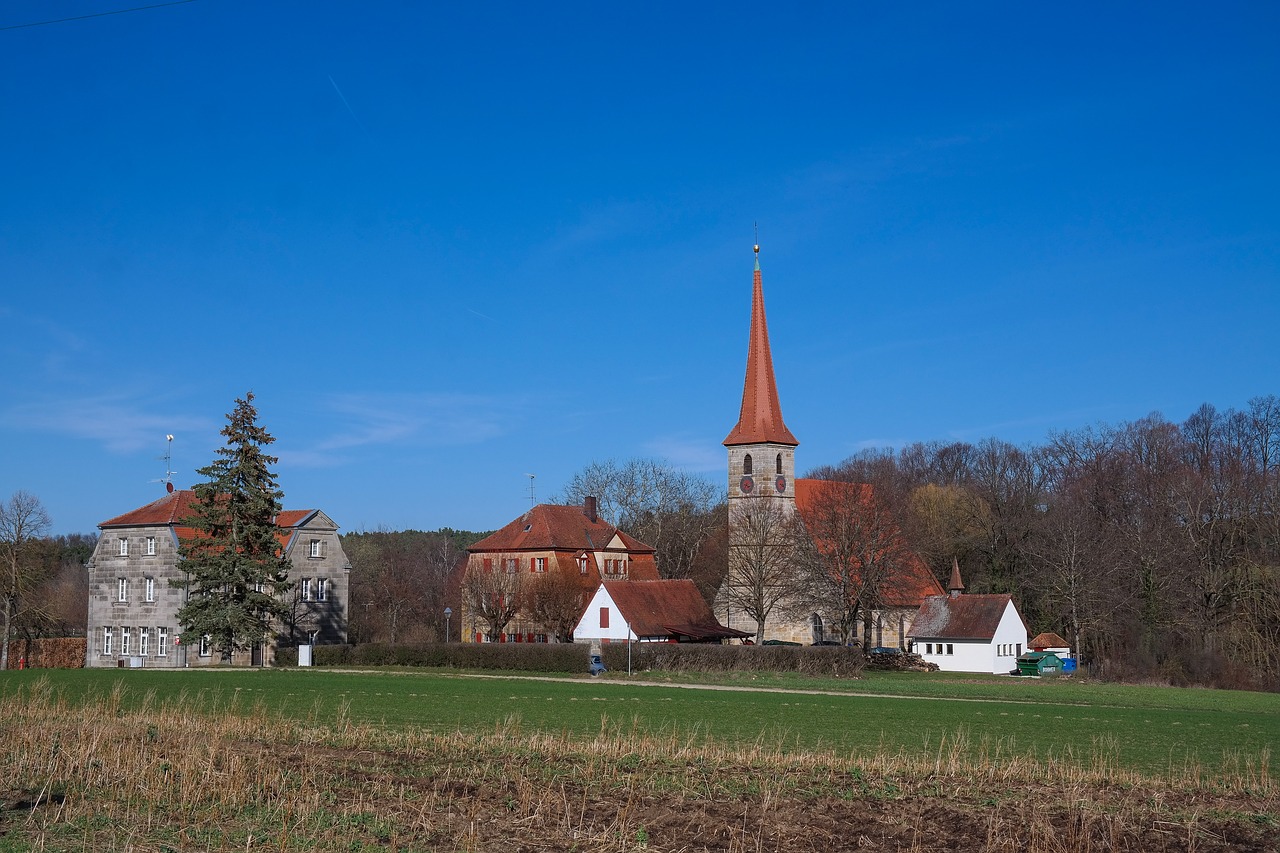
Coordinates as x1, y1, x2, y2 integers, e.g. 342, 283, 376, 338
483, 558, 492, 572
600, 607, 610, 629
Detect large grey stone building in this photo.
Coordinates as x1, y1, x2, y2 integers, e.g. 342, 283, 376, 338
85, 486, 351, 667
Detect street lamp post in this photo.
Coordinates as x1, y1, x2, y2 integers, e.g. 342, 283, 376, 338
444, 607, 453, 643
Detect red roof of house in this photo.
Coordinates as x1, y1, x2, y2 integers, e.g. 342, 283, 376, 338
793, 479, 945, 607
601, 580, 749, 640
724, 253, 798, 448
99, 490, 316, 549
470, 502, 656, 555
909, 594, 1024, 641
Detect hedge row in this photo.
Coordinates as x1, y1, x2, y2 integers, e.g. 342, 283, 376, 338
279, 642, 591, 673
5, 637, 86, 669
276, 641, 864, 678
600, 643, 865, 677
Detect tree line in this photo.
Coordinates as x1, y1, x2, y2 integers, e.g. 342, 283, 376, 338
777, 396, 1280, 690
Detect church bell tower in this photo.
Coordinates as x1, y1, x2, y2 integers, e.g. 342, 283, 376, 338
724, 244, 798, 514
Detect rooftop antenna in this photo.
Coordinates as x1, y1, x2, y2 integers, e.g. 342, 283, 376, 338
150, 434, 176, 492
524, 473, 536, 508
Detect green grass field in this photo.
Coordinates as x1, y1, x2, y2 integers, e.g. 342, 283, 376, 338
2, 666, 1274, 782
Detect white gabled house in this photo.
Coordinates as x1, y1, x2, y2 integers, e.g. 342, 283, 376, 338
574, 580, 749, 644
907, 560, 1029, 674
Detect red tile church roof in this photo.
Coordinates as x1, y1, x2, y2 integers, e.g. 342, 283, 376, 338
793, 478, 945, 608
724, 252, 798, 448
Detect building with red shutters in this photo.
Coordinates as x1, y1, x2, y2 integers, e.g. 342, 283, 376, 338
461, 497, 660, 642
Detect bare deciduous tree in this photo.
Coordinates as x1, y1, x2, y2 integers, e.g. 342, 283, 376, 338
461, 561, 525, 643
557, 458, 725, 580
724, 497, 802, 644
0, 491, 52, 670
523, 570, 588, 642
790, 479, 917, 648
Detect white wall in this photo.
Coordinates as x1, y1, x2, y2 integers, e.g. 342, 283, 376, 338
573, 586, 633, 643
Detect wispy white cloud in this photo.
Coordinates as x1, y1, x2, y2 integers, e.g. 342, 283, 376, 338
0, 395, 215, 454
640, 435, 724, 474
539, 200, 658, 256
279, 392, 517, 468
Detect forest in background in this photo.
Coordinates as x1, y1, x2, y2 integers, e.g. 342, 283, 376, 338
807, 397, 1280, 691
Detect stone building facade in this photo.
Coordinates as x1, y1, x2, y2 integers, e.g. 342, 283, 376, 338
85, 486, 351, 667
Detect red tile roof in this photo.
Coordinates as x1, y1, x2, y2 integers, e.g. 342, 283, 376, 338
793, 479, 945, 607
909, 594, 1024, 641
724, 254, 798, 448
99, 490, 316, 548
470, 503, 656, 555
601, 580, 748, 640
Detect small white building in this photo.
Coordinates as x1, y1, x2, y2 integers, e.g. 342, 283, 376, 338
574, 580, 748, 644
907, 560, 1029, 674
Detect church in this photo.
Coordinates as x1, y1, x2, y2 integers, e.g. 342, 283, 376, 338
717, 246, 944, 645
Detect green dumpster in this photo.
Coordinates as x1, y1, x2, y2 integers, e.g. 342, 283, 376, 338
1016, 651, 1064, 676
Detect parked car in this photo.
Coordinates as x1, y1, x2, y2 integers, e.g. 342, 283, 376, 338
589, 654, 607, 676
868, 647, 902, 656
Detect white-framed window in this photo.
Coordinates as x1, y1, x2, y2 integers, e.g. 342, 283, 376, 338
118, 538, 129, 556
199, 635, 211, 657
121, 627, 132, 656
145, 577, 155, 602
505, 558, 518, 573
145, 536, 156, 556
946, 644, 954, 655
139, 627, 150, 656
620, 559, 628, 577
157, 626, 168, 656
301, 578, 312, 601
317, 578, 328, 602
309, 539, 322, 558
117, 577, 128, 602
578, 555, 588, 575
103, 626, 113, 656
535, 557, 546, 573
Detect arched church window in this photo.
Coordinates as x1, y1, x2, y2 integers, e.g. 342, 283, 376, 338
776, 453, 783, 474
743, 454, 753, 475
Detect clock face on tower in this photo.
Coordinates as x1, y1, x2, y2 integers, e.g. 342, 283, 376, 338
776, 476, 787, 493
740, 476, 754, 494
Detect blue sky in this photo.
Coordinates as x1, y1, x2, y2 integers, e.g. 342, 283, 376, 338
3, 2, 1277, 536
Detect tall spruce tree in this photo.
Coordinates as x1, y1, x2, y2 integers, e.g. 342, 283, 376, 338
175, 393, 292, 663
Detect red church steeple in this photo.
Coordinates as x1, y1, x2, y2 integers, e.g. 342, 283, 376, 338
724, 245, 799, 448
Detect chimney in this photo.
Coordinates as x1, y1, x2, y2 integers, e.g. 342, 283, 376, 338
584, 496, 598, 523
